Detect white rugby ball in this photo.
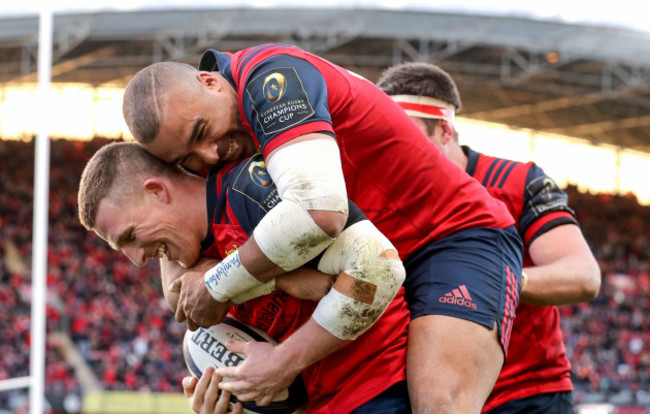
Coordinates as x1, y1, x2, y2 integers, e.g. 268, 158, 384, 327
182, 316, 307, 414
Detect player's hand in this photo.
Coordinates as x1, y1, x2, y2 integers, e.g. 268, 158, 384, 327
170, 269, 232, 331
183, 367, 243, 414
215, 340, 300, 406
275, 268, 333, 302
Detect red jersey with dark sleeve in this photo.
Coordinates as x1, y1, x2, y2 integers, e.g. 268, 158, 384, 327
463, 146, 578, 412
198, 44, 514, 259
200, 154, 409, 414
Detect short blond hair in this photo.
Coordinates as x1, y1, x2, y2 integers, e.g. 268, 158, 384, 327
77, 141, 184, 230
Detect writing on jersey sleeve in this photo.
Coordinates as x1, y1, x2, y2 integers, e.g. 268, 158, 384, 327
240, 54, 334, 151
520, 164, 577, 245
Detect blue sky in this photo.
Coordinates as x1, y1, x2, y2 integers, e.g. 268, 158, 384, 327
1, 0, 646, 33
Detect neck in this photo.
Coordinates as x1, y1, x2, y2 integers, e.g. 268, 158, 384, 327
448, 142, 468, 171
181, 174, 209, 241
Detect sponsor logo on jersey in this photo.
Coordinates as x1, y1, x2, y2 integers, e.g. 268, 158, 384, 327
256, 291, 289, 331
527, 175, 569, 215
249, 160, 273, 187
262, 73, 287, 103
225, 243, 239, 256
439, 285, 477, 310
540, 178, 557, 201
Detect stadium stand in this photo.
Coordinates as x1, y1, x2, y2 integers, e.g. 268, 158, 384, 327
0, 138, 186, 413
1, 137, 649, 412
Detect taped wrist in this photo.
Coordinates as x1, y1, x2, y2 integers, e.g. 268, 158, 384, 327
254, 198, 334, 271
313, 220, 406, 340
203, 250, 261, 302
231, 279, 277, 304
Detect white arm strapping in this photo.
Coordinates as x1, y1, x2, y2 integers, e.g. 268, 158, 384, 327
254, 138, 347, 271
266, 138, 348, 214
312, 220, 406, 340
203, 250, 262, 302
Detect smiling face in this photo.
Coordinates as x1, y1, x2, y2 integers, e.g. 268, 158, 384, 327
93, 184, 204, 268
141, 72, 257, 173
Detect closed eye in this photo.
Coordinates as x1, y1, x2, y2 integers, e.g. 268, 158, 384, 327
196, 122, 206, 142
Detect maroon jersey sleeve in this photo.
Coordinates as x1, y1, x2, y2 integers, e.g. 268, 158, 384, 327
465, 146, 578, 247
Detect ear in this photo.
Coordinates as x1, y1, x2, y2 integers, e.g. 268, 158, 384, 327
143, 178, 170, 204
197, 71, 221, 90
439, 120, 455, 145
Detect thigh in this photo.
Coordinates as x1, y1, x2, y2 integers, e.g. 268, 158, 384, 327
403, 227, 522, 412
407, 315, 504, 413
484, 391, 574, 414
351, 381, 411, 414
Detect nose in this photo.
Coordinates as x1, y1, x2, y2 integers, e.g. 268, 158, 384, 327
197, 143, 220, 167
121, 246, 147, 266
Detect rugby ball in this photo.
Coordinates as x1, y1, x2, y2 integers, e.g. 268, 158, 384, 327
182, 316, 307, 414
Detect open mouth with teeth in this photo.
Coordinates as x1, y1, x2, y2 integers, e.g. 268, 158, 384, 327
223, 135, 239, 161
156, 243, 168, 259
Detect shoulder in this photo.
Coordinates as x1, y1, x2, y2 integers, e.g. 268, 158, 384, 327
229, 153, 282, 214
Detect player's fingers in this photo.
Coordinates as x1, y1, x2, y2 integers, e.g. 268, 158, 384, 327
214, 367, 239, 381
229, 402, 243, 414
199, 371, 220, 414
218, 377, 255, 398
182, 376, 197, 399
224, 339, 248, 354
214, 376, 233, 413
191, 367, 214, 412
255, 394, 274, 407
169, 279, 182, 292
187, 318, 199, 332
232, 389, 262, 402
175, 303, 188, 323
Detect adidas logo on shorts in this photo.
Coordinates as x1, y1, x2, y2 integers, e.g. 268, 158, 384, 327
439, 285, 477, 310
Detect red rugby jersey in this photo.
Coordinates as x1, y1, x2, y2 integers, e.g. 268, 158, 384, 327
201, 155, 410, 413
462, 147, 578, 412
198, 44, 514, 259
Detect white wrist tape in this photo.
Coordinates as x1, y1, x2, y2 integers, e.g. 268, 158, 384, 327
254, 198, 334, 271
231, 279, 277, 304
203, 250, 261, 302
266, 138, 348, 214
313, 220, 406, 340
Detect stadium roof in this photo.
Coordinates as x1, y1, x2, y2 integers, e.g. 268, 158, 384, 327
1, 7, 649, 151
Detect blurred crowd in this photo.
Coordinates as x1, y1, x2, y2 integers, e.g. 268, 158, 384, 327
562, 186, 650, 405
0, 138, 186, 413
0, 137, 648, 410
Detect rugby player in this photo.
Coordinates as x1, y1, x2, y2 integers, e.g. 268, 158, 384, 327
122, 43, 524, 413
377, 61, 601, 414
77, 142, 411, 413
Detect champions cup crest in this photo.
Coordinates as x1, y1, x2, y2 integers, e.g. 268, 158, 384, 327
249, 160, 273, 187
262, 73, 287, 103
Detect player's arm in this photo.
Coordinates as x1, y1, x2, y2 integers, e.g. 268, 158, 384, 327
200, 134, 348, 305
218, 318, 347, 406
161, 257, 218, 313
521, 224, 600, 306
217, 220, 405, 405
174, 136, 345, 329
518, 165, 601, 306
186, 54, 348, 326
165, 257, 332, 314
